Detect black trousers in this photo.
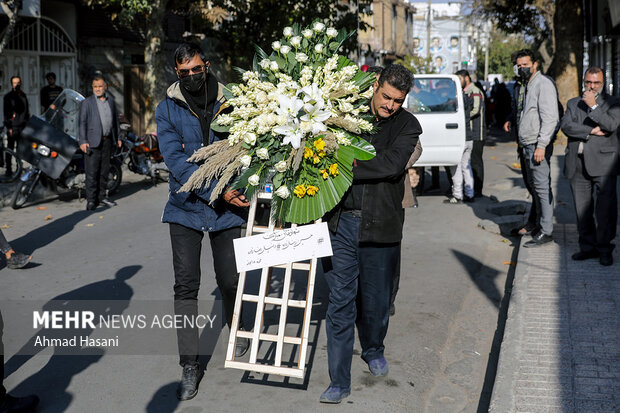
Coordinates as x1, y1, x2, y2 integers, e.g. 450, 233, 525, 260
84, 137, 112, 204
569, 156, 618, 254
3, 126, 22, 173
471, 140, 484, 195
169, 223, 242, 367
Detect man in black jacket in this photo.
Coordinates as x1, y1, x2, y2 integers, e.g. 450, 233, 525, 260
3, 76, 29, 177
561, 67, 620, 266
320, 64, 422, 404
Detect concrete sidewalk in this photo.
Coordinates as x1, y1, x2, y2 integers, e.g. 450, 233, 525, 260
490, 224, 620, 412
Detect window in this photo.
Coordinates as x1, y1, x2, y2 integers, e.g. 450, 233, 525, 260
407, 78, 458, 113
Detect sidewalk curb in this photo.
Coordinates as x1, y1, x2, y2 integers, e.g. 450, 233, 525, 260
488, 237, 528, 413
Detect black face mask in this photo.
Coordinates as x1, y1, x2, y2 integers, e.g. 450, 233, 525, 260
180, 73, 205, 94
518, 67, 532, 80
14, 84, 21, 92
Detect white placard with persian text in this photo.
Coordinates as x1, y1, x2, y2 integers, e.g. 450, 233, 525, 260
234, 223, 333, 272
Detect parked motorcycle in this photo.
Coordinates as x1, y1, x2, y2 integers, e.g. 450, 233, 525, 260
115, 117, 168, 183
10, 89, 122, 209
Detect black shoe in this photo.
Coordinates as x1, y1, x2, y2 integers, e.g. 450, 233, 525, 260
177, 364, 202, 401
463, 196, 475, 203
523, 232, 553, 248
100, 198, 116, 207
235, 337, 250, 358
443, 196, 462, 204
6, 252, 31, 269
571, 250, 600, 261
600, 252, 613, 266
86, 201, 97, 211
389, 303, 395, 316
0, 394, 40, 413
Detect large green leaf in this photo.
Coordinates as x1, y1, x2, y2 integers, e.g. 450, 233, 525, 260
211, 122, 231, 133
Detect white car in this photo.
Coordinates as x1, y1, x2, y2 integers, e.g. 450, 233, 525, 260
404, 74, 466, 166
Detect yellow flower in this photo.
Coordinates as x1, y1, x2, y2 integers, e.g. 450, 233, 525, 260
313, 156, 321, 164
329, 163, 339, 176
304, 147, 313, 159
306, 185, 319, 196
293, 184, 307, 198
321, 169, 329, 179
314, 138, 326, 151
318, 150, 326, 158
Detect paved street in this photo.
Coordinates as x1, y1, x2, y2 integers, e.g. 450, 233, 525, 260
2, 130, 611, 413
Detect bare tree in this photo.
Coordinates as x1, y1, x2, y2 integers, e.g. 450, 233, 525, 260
0, 0, 23, 55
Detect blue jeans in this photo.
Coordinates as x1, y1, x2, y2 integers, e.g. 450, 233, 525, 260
323, 212, 399, 389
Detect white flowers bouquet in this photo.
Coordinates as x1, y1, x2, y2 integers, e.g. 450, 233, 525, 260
181, 21, 377, 224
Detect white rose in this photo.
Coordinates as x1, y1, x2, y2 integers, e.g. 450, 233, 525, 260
244, 133, 257, 145
290, 36, 302, 48
259, 59, 271, 69
274, 160, 287, 173
239, 154, 252, 167
256, 148, 269, 159
283, 27, 293, 37
280, 45, 291, 55
302, 29, 313, 38
275, 185, 290, 199
270, 61, 279, 71
313, 22, 325, 32
272, 41, 281, 51
248, 174, 260, 186
296, 53, 308, 63
326, 27, 338, 38
314, 43, 324, 54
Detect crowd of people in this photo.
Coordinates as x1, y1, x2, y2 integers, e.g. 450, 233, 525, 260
1, 42, 618, 410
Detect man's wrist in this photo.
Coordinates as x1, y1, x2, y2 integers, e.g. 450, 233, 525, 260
590, 104, 599, 110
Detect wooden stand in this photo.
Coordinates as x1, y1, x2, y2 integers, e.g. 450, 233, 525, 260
225, 192, 319, 379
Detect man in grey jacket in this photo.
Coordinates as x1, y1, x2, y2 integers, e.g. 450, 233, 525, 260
561, 67, 620, 266
506, 49, 559, 247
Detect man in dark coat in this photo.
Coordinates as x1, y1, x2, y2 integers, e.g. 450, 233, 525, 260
3, 76, 29, 177
78, 75, 121, 210
561, 67, 620, 266
320, 64, 422, 404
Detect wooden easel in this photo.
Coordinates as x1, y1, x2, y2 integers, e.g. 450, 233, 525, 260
225, 191, 319, 379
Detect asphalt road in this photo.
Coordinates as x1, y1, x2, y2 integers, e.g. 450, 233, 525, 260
0, 131, 537, 413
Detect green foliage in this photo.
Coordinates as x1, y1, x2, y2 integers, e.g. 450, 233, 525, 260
394, 55, 437, 75
472, 0, 552, 43
475, 30, 532, 81
83, 0, 154, 22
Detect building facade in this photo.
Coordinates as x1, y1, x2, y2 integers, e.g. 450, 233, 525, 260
584, 0, 620, 96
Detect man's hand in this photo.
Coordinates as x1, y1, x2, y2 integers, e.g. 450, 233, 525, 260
582, 90, 598, 108
533, 147, 545, 163
7, 128, 12, 136
590, 126, 605, 136
117, 140, 122, 148
80, 143, 90, 153
223, 189, 249, 207
503, 121, 511, 133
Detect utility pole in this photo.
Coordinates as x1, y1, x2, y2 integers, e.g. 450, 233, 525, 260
483, 21, 490, 81
426, 0, 431, 59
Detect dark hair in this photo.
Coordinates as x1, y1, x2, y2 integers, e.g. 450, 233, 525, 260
174, 43, 205, 66
366, 66, 383, 75
10, 76, 20, 83
513, 49, 537, 64
455, 69, 470, 79
378, 64, 414, 93
585, 66, 605, 81
92, 75, 106, 84
45, 72, 56, 80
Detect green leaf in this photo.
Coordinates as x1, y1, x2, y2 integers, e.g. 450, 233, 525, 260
211, 122, 231, 133
222, 83, 237, 101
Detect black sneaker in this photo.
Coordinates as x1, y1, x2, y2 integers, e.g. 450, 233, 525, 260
0, 393, 40, 413
6, 252, 31, 269
235, 337, 250, 358
523, 232, 553, 248
177, 364, 202, 401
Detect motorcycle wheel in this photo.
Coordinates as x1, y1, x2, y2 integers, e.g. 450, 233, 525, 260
107, 163, 122, 194
11, 171, 40, 209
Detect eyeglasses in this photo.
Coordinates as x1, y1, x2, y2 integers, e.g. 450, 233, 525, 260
584, 80, 603, 85
177, 64, 208, 78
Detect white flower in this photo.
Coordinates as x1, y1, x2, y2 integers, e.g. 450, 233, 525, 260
296, 53, 308, 63
274, 121, 304, 148
300, 102, 331, 135
302, 29, 313, 38
326, 27, 338, 38
301, 84, 324, 104
275, 185, 290, 199
313, 22, 325, 32
272, 41, 281, 51
280, 45, 291, 55
244, 132, 257, 145
274, 160, 287, 173
290, 36, 302, 48
338, 101, 354, 113
275, 95, 305, 118
259, 59, 271, 70
270, 61, 279, 71
314, 43, 324, 54
256, 148, 269, 159
248, 174, 260, 186
283, 27, 293, 37
239, 154, 252, 167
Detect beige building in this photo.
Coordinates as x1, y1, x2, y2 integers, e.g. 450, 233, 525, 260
358, 0, 416, 66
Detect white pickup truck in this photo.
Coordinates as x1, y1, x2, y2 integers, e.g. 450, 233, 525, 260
404, 74, 466, 167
